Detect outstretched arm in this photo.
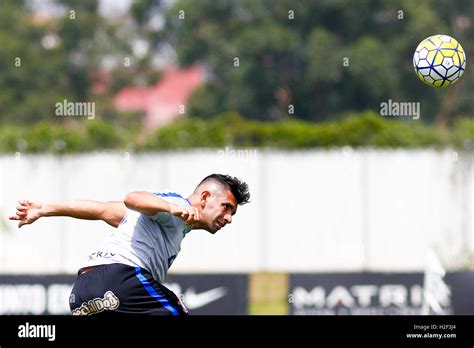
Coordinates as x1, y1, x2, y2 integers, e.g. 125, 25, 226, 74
9, 200, 126, 228
124, 191, 199, 224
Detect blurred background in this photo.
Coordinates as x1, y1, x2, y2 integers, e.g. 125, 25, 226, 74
1, 0, 474, 315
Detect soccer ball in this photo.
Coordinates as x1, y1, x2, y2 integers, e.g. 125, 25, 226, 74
413, 34, 466, 87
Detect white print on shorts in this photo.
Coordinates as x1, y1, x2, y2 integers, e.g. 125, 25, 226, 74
71, 291, 120, 316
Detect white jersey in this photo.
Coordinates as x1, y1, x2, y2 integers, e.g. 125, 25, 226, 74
83, 191, 192, 283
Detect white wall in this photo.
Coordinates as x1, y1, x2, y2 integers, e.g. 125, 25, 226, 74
0, 149, 472, 274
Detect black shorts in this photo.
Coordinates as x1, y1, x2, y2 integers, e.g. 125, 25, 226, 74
69, 263, 188, 316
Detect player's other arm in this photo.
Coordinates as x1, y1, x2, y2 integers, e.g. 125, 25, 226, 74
9, 200, 126, 228
124, 191, 198, 224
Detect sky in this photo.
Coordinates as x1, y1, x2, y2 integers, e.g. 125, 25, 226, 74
98, 0, 133, 17
27, 0, 133, 18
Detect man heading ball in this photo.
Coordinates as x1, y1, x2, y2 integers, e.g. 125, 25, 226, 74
9, 174, 250, 316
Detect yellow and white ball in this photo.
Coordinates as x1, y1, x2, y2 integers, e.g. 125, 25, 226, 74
413, 34, 466, 87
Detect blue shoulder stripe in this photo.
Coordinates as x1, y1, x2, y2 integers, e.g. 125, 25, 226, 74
154, 192, 191, 205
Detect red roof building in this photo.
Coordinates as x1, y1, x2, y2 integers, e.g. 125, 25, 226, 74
113, 65, 205, 132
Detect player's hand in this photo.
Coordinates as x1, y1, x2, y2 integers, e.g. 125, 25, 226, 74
169, 204, 200, 225
8, 200, 42, 228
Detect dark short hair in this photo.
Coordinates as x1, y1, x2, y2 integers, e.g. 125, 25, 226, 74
197, 174, 250, 205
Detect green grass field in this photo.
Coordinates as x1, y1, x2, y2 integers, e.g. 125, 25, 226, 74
249, 273, 288, 315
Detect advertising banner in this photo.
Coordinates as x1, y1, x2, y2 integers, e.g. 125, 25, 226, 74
289, 272, 474, 315
0, 273, 248, 315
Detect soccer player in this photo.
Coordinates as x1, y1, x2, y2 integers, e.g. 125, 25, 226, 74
9, 174, 250, 316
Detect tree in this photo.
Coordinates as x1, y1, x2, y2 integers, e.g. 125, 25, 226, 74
0, 0, 71, 124
165, 0, 468, 124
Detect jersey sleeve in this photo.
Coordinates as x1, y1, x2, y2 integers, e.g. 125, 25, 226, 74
148, 191, 190, 224
149, 211, 174, 224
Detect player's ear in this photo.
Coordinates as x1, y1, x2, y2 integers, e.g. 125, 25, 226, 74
200, 191, 210, 207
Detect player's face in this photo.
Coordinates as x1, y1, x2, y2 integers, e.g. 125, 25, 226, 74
201, 189, 237, 234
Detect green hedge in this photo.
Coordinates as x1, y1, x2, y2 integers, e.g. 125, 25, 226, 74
0, 111, 470, 153
141, 111, 450, 150
0, 120, 127, 153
